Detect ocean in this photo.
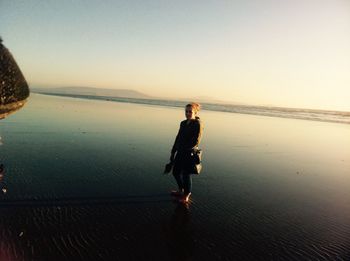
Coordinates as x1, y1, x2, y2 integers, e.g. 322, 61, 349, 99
0, 93, 349, 260
36, 92, 350, 125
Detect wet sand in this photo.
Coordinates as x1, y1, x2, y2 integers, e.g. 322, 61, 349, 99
0, 93, 349, 260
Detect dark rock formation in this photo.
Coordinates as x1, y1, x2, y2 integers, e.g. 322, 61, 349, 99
0, 37, 30, 119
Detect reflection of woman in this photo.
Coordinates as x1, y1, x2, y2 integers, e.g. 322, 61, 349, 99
170, 103, 203, 203
164, 204, 194, 260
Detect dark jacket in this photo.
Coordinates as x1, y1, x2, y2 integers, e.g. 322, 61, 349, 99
171, 116, 203, 173
172, 116, 203, 153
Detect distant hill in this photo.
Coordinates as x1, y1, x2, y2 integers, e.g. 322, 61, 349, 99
32, 86, 152, 99
32, 86, 238, 105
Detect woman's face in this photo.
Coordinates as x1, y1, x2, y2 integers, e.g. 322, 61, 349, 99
185, 106, 195, 120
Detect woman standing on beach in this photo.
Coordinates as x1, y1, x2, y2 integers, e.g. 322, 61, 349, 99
170, 103, 203, 203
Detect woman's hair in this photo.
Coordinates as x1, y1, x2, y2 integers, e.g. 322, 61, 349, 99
186, 102, 201, 113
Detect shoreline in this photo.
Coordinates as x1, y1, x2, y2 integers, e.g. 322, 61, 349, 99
34, 92, 350, 125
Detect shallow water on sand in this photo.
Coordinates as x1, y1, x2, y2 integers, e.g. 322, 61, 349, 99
0, 93, 349, 260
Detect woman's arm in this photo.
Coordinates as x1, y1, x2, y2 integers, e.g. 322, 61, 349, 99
188, 121, 203, 150
171, 122, 182, 154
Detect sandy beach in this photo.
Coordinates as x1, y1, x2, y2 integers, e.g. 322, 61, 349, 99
0, 93, 349, 260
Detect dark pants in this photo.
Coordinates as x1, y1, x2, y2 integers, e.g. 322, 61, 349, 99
173, 170, 192, 195
172, 150, 193, 195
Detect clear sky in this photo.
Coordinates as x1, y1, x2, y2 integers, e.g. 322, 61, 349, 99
1, 0, 349, 111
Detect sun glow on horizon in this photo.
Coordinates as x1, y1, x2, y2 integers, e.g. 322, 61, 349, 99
1, 0, 349, 111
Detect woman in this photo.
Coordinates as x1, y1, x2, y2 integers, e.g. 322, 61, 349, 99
170, 102, 203, 203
